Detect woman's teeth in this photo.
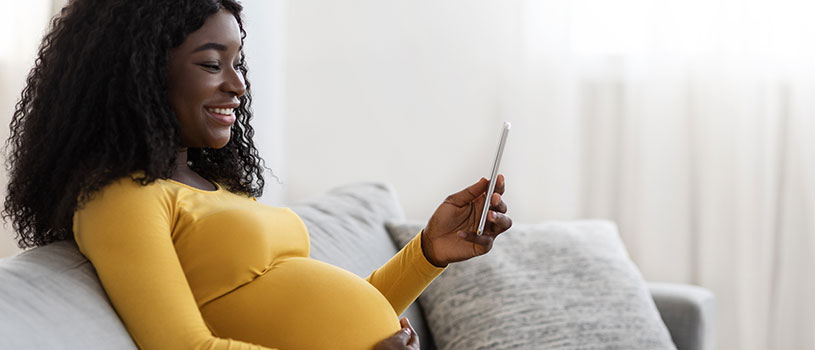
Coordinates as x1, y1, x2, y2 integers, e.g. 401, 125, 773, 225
207, 107, 233, 115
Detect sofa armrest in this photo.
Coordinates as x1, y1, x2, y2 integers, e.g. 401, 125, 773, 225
648, 282, 716, 350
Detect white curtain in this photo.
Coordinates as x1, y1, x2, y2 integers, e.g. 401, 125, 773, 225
512, 0, 815, 349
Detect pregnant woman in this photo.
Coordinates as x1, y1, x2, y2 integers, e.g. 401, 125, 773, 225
3, 1, 512, 349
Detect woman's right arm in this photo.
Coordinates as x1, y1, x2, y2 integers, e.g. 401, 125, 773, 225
73, 179, 274, 350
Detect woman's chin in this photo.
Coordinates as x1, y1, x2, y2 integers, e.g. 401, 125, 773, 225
203, 135, 232, 149
210, 139, 231, 149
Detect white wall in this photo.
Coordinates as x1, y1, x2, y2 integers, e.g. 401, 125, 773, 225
242, 0, 287, 206
278, 1, 541, 224
0, 0, 60, 258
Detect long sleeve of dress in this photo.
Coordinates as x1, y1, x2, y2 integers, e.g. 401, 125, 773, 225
73, 181, 275, 350
365, 231, 446, 315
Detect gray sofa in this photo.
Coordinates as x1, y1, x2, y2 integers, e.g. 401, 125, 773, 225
0, 182, 715, 349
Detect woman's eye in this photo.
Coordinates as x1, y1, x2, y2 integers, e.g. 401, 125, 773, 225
200, 63, 220, 71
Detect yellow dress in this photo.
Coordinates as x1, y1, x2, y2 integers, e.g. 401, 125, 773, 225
73, 176, 444, 349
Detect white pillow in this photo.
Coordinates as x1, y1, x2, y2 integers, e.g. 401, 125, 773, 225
386, 220, 676, 350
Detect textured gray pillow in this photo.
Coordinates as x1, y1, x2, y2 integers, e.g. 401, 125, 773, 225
386, 220, 677, 350
290, 182, 435, 350
0, 240, 137, 350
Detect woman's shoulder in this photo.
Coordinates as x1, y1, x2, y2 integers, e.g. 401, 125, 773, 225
79, 174, 175, 212
73, 175, 177, 252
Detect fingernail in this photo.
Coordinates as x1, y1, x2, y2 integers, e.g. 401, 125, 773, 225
457, 231, 467, 238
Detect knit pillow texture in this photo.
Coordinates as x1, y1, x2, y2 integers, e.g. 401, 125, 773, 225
386, 220, 677, 350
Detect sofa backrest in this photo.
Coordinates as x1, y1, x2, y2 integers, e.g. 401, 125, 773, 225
0, 240, 137, 349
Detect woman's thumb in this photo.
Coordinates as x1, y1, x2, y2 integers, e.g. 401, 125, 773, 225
398, 318, 413, 339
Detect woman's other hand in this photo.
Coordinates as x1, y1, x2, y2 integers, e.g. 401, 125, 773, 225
375, 318, 420, 350
422, 174, 512, 267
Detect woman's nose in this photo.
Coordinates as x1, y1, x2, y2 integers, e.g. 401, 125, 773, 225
223, 66, 246, 97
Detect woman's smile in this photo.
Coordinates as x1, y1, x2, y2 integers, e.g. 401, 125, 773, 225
204, 105, 237, 126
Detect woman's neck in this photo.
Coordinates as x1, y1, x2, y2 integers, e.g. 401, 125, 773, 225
174, 148, 189, 173
168, 148, 216, 191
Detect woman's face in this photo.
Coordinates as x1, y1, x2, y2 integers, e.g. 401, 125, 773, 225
167, 9, 246, 149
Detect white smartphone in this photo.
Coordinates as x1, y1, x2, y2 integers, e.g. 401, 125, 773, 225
477, 121, 511, 236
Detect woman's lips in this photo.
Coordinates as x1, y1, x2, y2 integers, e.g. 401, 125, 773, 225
204, 107, 236, 126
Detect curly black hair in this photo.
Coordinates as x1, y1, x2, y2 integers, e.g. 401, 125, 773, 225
3, 0, 265, 248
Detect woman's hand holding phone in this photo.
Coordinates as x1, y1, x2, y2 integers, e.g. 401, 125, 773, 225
421, 175, 512, 267
421, 121, 513, 267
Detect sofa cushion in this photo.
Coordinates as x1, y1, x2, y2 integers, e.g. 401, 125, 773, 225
387, 220, 677, 350
290, 182, 435, 350
0, 240, 136, 350
290, 182, 406, 275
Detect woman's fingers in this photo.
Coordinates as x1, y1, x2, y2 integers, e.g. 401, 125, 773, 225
385, 327, 412, 347
444, 175, 506, 212
487, 211, 513, 235
407, 331, 419, 348
403, 318, 419, 348
374, 324, 412, 350
494, 174, 506, 195
444, 177, 489, 207
457, 230, 495, 247
490, 193, 507, 213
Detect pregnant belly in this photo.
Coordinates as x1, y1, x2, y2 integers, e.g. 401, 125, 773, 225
200, 257, 401, 349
